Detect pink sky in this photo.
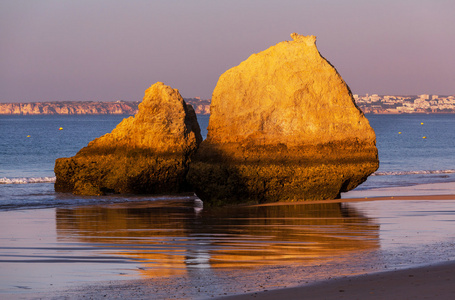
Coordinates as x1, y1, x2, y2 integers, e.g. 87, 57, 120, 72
1, 0, 454, 102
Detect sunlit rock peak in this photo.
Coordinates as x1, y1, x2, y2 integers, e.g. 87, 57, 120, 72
187, 33, 379, 205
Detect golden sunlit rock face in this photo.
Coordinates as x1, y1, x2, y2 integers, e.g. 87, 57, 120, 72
54, 82, 202, 195
187, 33, 379, 205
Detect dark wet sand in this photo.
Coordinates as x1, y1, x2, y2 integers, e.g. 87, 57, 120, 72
32, 260, 455, 300
221, 261, 455, 300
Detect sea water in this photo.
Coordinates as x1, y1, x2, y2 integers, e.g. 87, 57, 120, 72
1, 113, 455, 297
362, 114, 455, 189
1, 114, 454, 210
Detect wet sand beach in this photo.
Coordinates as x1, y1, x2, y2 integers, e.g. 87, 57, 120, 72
1, 182, 455, 299
222, 261, 455, 300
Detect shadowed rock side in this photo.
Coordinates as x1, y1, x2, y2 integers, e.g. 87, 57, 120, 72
187, 33, 379, 206
55, 82, 202, 195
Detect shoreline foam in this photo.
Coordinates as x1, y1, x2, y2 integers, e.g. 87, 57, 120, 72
342, 181, 455, 198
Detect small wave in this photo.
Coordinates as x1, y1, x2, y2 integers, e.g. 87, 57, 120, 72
0, 177, 56, 184
372, 169, 455, 176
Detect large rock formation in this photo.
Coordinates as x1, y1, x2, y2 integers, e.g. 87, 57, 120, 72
187, 33, 379, 206
55, 82, 202, 195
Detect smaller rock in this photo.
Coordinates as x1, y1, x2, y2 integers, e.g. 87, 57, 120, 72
54, 82, 202, 195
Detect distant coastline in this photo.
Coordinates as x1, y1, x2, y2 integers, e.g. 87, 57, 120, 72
1, 95, 454, 115
354, 94, 455, 114
0, 98, 210, 115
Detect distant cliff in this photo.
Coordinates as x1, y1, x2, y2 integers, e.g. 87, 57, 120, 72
0, 101, 140, 115
185, 98, 211, 115
0, 98, 211, 115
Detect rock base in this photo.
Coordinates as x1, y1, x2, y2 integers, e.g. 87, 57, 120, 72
187, 141, 378, 206
55, 152, 190, 195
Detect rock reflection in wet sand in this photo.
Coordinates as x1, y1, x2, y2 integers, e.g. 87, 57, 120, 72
3, 199, 455, 297
55, 199, 380, 278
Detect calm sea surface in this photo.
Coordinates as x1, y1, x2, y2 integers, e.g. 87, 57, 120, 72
1, 114, 454, 210
360, 114, 455, 189
1, 114, 455, 298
